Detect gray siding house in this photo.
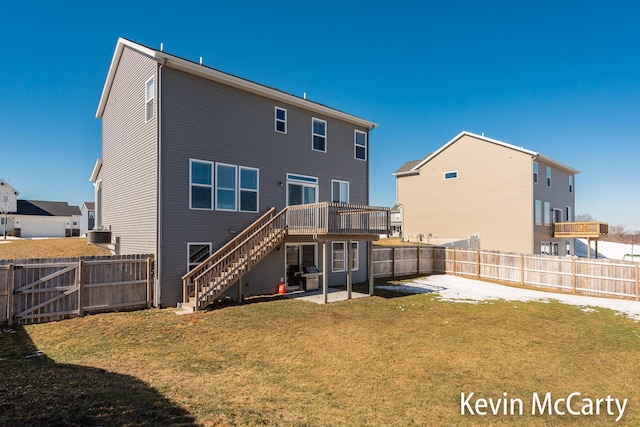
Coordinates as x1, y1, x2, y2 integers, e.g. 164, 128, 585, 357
93, 38, 388, 308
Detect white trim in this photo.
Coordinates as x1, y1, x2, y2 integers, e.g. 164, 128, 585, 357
354, 130, 367, 161
275, 106, 287, 134
311, 117, 327, 153
239, 166, 259, 213
215, 163, 238, 211
89, 158, 102, 183
187, 242, 212, 271
331, 180, 349, 204
189, 159, 214, 211
97, 38, 378, 130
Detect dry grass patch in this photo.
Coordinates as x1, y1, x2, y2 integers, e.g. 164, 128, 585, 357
375, 237, 432, 247
0, 237, 111, 260
2, 290, 640, 426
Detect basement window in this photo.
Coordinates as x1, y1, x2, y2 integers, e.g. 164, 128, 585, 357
188, 243, 211, 271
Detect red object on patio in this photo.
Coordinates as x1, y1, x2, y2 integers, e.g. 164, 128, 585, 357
278, 283, 286, 294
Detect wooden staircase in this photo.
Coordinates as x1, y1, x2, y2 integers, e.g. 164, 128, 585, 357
180, 207, 287, 312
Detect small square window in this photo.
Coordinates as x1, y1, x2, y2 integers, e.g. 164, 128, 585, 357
533, 162, 538, 184
312, 118, 327, 152
444, 171, 458, 180
275, 107, 287, 133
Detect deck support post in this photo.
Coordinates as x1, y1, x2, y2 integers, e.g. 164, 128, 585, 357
322, 241, 328, 304
368, 241, 374, 296
238, 275, 243, 303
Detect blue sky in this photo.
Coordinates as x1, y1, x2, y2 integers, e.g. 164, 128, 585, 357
1, 1, 639, 230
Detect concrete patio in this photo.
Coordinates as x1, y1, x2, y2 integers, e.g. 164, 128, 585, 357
285, 287, 369, 304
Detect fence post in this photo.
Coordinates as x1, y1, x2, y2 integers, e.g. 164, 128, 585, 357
520, 255, 525, 286
7, 264, 14, 326
572, 258, 577, 295
476, 249, 481, 279
416, 246, 420, 275
147, 256, 153, 308
636, 263, 640, 301
452, 248, 456, 276
391, 247, 396, 278
77, 260, 84, 317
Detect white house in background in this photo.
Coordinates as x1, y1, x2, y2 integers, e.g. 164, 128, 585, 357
390, 203, 403, 237
80, 202, 96, 236
0, 179, 19, 237
11, 201, 82, 238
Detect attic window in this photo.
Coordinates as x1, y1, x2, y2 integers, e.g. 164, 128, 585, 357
444, 171, 458, 180
145, 77, 154, 122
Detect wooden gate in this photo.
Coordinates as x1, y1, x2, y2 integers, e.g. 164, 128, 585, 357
1, 255, 153, 325
12, 261, 80, 324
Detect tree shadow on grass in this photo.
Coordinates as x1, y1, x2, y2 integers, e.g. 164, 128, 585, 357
0, 326, 198, 427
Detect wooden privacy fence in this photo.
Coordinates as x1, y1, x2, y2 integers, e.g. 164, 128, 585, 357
373, 246, 640, 301
0, 254, 153, 326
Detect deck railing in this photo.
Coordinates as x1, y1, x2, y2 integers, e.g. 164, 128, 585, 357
554, 222, 609, 238
286, 202, 390, 235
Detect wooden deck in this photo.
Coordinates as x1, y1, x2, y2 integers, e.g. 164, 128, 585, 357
286, 202, 390, 237
553, 221, 608, 238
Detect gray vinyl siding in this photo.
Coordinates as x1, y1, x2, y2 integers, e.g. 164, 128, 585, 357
158, 66, 370, 306
532, 159, 576, 255
101, 46, 158, 255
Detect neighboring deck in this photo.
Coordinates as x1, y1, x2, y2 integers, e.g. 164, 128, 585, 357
553, 222, 609, 239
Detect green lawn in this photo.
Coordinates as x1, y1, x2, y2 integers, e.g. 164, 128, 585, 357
2, 281, 640, 426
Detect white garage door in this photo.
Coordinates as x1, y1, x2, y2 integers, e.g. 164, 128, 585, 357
20, 218, 66, 238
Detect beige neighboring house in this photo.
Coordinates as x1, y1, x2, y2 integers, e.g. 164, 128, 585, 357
394, 131, 583, 255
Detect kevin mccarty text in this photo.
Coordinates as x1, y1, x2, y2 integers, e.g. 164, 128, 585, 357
461, 392, 628, 422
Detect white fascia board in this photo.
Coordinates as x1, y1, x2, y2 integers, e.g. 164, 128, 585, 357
89, 158, 103, 183
392, 170, 420, 177
96, 38, 159, 118
535, 154, 580, 175
96, 38, 377, 130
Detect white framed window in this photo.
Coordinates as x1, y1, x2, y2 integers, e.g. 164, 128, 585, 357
287, 173, 318, 206
190, 159, 213, 210
332, 241, 358, 272
332, 180, 349, 204
0, 218, 4, 225
569, 175, 573, 193
565, 206, 572, 222
312, 118, 327, 152
216, 163, 237, 211
444, 171, 458, 180
552, 208, 563, 224
535, 200, 542, 225
145, 76, 154, 122
239, 167, 259, 212
188, 242, 211, 271
275, 107, 287, 133
544, 201, 551, 226
546, 167, 551, 187
533, 162, 538, 184
354, 130, 367, 160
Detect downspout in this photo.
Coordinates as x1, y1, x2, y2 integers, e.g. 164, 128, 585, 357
155, 57, 166, 307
